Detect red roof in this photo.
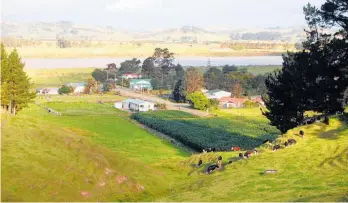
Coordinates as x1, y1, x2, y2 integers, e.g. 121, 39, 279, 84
219, 97, 247, 103
123, 73, 138, 76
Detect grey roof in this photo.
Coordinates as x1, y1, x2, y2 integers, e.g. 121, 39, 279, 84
206, 89, 230, 95
122, 99, 153, 105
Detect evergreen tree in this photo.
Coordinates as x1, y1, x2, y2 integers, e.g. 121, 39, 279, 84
1, 47, 35, 115
172, 79, 186, 103
263, 0, 348, 132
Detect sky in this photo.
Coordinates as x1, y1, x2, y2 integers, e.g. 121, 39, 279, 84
1, 0, 326, 31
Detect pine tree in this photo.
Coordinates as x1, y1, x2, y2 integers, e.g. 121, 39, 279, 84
1, 44, 10, 111
172, 79, 186, 103
3, 48, 35, 115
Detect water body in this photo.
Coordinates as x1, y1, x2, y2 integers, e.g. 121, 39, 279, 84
23, 56, 283, 69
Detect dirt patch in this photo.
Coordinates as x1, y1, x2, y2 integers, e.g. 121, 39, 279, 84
104, 168, 113, 175
116, 175, 128, 184
135, 183, 145, 192
80, 191, 91, 197
98, 181, 106, 187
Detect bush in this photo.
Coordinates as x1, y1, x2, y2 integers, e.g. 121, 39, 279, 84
155, 103, 167, 110
243, 100, 260, 108
209, 99, 220, 110
58, 85, 73, 95
186, 92, 210, 110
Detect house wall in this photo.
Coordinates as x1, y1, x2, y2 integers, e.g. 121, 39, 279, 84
114, 102, 122, 109
122, 101, 130, 109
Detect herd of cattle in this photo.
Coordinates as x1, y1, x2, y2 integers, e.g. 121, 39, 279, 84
200, 130, 305, 174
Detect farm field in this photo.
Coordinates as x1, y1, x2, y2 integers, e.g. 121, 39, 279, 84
25, 68, 94, 88
132, 109, 280, 151
2, 96, 348, 201
13, 43, 285, 59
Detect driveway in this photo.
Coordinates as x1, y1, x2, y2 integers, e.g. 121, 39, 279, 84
116, 86, 210, 117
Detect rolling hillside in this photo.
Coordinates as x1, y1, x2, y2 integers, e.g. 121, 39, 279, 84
2, 100, 347, 201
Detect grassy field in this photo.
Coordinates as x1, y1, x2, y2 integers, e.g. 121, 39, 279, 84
2, 96, 347, 201
25, 68, 94, 88
13, 43, 287, 58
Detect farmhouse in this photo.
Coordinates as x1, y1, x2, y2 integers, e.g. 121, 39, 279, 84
130, 79, 152, 91
250, 96, 265, 106
205, 89, 232, 99
37, 88, 59, 95
114, 99, 155, 112
219, 97, 247, 108
66, 82, 87, 88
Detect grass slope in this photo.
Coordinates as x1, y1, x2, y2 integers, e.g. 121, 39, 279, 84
1, 104, 189, 201
158, 116, 348, 202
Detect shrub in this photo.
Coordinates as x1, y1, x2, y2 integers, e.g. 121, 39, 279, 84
186, 92, 210, 110
58, 85, 73, 95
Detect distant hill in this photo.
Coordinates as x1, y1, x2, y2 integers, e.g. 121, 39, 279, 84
1, 21, 307, 43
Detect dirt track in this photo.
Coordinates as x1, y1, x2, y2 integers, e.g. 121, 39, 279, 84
116, 86, 210, 117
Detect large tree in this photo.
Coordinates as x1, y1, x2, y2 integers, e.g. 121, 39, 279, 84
185, 67, 204, 93
1, 46, 35, 115
118, 58, 141, 74
263, 0, 348, 133
172, 79, 186, 103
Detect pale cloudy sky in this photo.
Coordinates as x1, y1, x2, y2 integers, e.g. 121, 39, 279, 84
2, 0, 326, 30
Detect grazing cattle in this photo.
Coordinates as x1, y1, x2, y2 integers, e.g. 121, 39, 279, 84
212, 148, 216, 152
206, 164, 219, 174
273, 145, 281, 151
198, 158, 203, 167
244, 151, 254, 158
299, 130, 305, 138
284, 142, 289, 147
228, 160, 233, 164
202, 149, 207, 153
231, 146, 241, 151
239, 153, 245, 159
288, 139, 297, 145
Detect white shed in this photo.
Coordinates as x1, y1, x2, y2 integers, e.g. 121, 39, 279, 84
116, 99, 155, 112
74, 86, 85, 94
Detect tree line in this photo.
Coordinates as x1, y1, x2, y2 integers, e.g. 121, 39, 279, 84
263, 0, 348, 133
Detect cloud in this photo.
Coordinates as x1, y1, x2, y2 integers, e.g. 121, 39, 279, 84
105, 0, 162, 12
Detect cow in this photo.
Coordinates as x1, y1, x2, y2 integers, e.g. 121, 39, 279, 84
197, 158, 203, 167
299, 130, 305, 138
288, 139, 297, 145
231, 146, 241, 151
273, 145, 281, 151
228, 160, 233, 164
284, 142, 289, 147
263, 139, 271, 144
206, 164, 219, 174
239, 153, 245, 159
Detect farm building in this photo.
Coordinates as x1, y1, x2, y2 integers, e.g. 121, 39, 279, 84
37, 88, 59, 95
66, 82, 87, 88
250, 96, 265, 106
130, 79, 152, 91
219, 97, 247, 108
121, 73, 142, 79
73, 86, 85, 94
114, 99, 155, 112
205, 89, 232, 99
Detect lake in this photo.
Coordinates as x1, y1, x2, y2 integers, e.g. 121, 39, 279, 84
23, 56, 283, 69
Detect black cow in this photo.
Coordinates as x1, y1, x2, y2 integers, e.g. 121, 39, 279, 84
288, 139, 297, 145
206, 164, 219, 174
284, 142, 289, 147
198, 159, 203, 167
273, 145, 281, 151
228, 160, 233, 164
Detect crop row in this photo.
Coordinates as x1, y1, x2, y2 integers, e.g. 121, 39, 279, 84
132, 111, 279, 151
